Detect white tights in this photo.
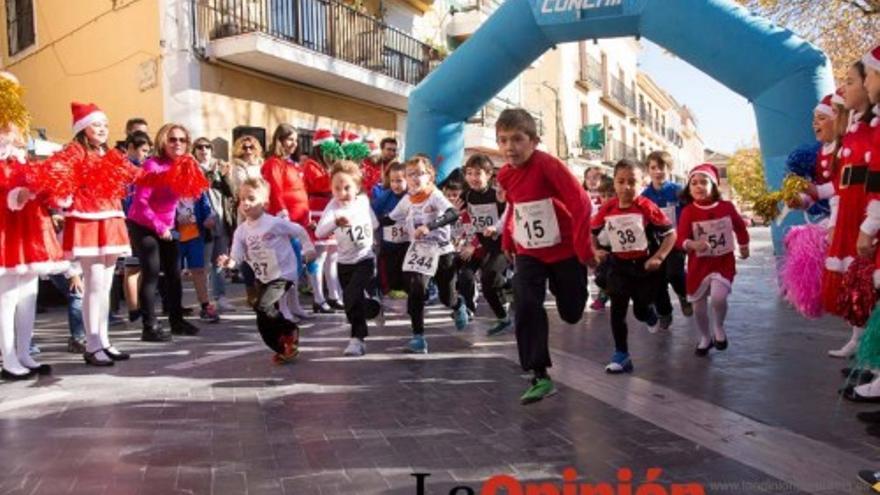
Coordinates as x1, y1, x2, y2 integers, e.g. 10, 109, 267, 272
309, 245, 342, 305
692, 279, 731, 347
0, 273, 39, 374
81, 255, 117, 359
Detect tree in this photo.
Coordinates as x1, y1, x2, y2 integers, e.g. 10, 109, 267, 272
737, 0, 879, 80
727, 147, 767, 204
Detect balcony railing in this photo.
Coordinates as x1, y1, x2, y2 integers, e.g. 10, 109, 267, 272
579, 54, 603, 88
606, 139, 638, 161
605, 75, 635, 115
193, 0, 434, 86
468, 98, 544, 137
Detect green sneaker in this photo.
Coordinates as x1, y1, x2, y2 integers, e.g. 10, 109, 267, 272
487, 318, 513, 337
388, 290, 408, 300
520, 377, 556, 405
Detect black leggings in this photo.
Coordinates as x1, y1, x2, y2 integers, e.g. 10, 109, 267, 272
405, 252, 460, 334
338, 258, 376, 339
513, 255, 587, 373
379, 242, 408, 293
129, 221, 183, 326
607, 258, 660, 354
653, 249, 687, 316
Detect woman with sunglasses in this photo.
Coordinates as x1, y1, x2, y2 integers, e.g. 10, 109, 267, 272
127, 124, 201, 341
194, 138, 236, 313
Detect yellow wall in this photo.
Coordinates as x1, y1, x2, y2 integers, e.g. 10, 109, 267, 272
0, 0, 163, 144
198, 63, 399, 145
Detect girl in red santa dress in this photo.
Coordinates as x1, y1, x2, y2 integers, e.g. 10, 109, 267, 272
0, 72, 71, 379
821, 59, 877, 359
57, 102, 142, 366
676, 164, 750, 357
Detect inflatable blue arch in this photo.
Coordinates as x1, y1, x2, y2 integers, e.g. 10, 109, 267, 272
405, 0, 834, 252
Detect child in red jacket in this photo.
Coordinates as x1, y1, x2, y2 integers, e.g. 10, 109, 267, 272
676, 164, 749, 356
496, 109, 592, 405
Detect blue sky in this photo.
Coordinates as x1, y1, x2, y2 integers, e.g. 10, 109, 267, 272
637, 40, 758, 154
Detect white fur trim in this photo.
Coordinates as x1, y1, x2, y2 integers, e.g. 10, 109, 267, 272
686, 273, 732, 302
63, 210, 125, 220
864, 51, 880, 74
0, 260, 71, 277
828, 195, 840, 227
822, 142, 837, 155
72, 111, 108, 135
874, 269, 880, 289
873, 117, 880, 128
815, 103, 834, 117
843, 148, 852, 158
65, 245, 132, 258
862, 200, 880, 236
56, 196, 73, 209
6, 187, 30, 211
867, 151, 873, 163
816, 182, 835, 200
825, 255, 855, 273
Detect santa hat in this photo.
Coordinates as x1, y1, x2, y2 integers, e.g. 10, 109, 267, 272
364, 134, 378, 152
815, 94, 836, 117
832, 87, 846, 106
312, 128, 335, 145
71, 102, 107, 135
340, 130, 362, 144
863, 44, 880, 74
689, 163, 719, 185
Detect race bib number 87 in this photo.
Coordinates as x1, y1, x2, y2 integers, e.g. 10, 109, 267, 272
694, 217, 734, 257
513, 199, 561, 249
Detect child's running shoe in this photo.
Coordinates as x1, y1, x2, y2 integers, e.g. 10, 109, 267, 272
388, 290, 408, 300
343, 338, 366, 356
658, 313, 673, 331
406, 335, 428, 354
487, 317, 513, 337
858, 470, 880, 492
589, 298, 606, 311
453, 299, 470, 331
605, 351, 634, 374
520, 377, 557, 405
679, 296, 694, 317
200, 304, 221, 323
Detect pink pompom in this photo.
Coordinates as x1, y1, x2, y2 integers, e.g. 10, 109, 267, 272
779, 224, 828, 319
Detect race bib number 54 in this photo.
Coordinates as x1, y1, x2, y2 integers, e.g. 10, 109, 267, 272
694, 217, 734, 257
513, 199, 561, 249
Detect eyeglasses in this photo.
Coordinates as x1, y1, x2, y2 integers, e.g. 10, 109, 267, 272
406, 170, 429, 178
195, 144, 212, 150
168, 136, 188, 144
242, 145, 255, 151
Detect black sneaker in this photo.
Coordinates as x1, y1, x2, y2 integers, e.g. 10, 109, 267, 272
141, 323, 173, 342
326, 299, 345, 311
857, 469, 880, 492
857, 410, 880, 424
170, 319, 200, 336
67, 337, 87, 354
658, 314, 673, 330
679, 296, 694, 317
313, 302, 334, 314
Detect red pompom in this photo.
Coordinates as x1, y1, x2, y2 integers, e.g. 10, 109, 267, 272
838, 257, 878, 327
136, 154, 208, 199
78, 148, 140, 201
26, 143, 86, 199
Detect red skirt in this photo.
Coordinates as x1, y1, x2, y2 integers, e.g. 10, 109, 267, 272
0, 200, 68, 275
63, 216, 131, 258
823, 187, 867, 315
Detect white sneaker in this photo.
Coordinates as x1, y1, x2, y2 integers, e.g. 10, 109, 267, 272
645, 322, 659, 334
216, 297, 236, 313
343, 338, 365, 357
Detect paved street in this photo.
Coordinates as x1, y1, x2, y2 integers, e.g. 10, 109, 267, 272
0, 227, 876, 495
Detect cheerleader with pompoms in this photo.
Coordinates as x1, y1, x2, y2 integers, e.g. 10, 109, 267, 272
0, 72, 71, 379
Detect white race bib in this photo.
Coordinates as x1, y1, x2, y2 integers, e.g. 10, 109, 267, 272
693, 217, 734, 257
383, 224, 409, 243
248, 246, 281, 283
513, 199, 561, 249
403, 241, 441, 276
337, 222, 373, 254
606, 213, 648, 253
660, 205, 677, 226
469, 203, 500, 231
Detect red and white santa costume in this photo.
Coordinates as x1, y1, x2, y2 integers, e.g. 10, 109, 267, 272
676, 164, 749, 348
0, 137, 72, 378
58, 102, 139, 365
304, 129, 342, 308
797, 95, 841, 214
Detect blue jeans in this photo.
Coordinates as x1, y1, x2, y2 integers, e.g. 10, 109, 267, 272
49, 274, 84, 341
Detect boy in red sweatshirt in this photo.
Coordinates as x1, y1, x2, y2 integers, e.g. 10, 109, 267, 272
497, 109, 593, 404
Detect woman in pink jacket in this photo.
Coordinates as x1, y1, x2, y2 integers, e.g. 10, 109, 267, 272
128, 124, 202, 341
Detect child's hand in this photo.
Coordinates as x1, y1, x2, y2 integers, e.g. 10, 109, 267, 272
739, 245, 750, 260
69, 275, 84, 295
826, 227, 834, 246
483, 225, 498, 238
15, 187, 33, 206
216, 254, 232, 268
413, 225, 430, 240
460, 245, 475, 261
644, 256, 663, 272
594, 249, 608, 264
857, 231, 876, 258
335, 215, 350, 227
303, 250, 317, 263
203, 217, 216, 230
689, 239, 709, 253
160, 229, 173, 241
452, 197, 465, 211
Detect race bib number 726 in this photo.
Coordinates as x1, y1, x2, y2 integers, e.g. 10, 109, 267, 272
513, 199, 561, 249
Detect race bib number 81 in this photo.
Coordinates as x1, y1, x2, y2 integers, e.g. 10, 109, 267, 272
606, 213, 648, 253
403, 241, 441, 276
383, 224, 409, 243
513, 199, 561, 249
694, 217, 734, 257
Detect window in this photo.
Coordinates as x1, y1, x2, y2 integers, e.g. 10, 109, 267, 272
6, 0, 35, 56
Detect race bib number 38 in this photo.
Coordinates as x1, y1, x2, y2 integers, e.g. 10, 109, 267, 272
694, 217, 734, 257
513, 199, 561, 249
403, 241, 441, 276
606, 213, 648, 253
